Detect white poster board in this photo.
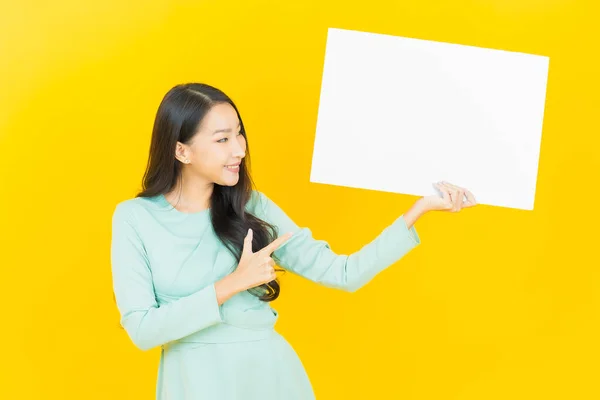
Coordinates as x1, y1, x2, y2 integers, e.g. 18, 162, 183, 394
310, 28, 550, 210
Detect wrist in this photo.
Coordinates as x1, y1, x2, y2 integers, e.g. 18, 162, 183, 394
404, 197, 429, 228
214, 272, 245, 305
415, 196, 432, 214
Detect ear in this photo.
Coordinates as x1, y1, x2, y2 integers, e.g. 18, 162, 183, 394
175, 141, 189, 164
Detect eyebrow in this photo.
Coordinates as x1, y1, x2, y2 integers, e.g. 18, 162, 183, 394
213, 121, 241, 135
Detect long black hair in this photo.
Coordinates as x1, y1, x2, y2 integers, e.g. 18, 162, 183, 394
136, 83, 282, 302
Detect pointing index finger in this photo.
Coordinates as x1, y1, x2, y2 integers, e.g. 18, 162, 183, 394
262, 232, 293, 255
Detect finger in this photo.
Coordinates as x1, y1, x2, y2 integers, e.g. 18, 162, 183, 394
265, 260, 275, 273
434, 183, 453, 209
262, 261, 276, 280
262, 232, 293, 255
439, 183, 457, 209
440, 182, 461, 211
441, 182, 472, 205
445, 183, 477, 209
261, 256, 274, 267
242, 228, 253, 256
463, 189, 477, 208
441, 181, 464, 192
455, 188, 465, 211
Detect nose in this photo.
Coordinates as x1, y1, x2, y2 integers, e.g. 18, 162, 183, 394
231, 138, 246, 159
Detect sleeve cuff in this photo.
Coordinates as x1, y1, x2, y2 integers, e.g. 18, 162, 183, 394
399, 214, 421, 246
188, 283, 224, 328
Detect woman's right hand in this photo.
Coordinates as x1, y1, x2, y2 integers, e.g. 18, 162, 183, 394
232, 229, 293, 292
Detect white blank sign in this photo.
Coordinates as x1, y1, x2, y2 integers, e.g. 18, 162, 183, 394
310, 28, 550, 210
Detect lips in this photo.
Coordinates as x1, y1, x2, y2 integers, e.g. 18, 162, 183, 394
224, 163, 240, 173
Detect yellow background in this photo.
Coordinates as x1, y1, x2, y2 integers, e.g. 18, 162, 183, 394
1, 0, 599, 398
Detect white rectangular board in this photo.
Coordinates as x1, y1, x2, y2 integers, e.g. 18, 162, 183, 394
310, 28, 550, 210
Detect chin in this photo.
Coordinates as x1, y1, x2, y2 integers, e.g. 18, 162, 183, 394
218, 177, 240, 187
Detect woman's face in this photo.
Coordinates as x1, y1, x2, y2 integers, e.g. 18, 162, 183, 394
177, 102, 247, 186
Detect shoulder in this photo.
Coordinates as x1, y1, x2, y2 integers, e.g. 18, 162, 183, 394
112, 195, 161, 225
248, 189, 284, 216
247, 190, 269, 215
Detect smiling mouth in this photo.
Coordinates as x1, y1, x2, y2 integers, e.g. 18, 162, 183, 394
224, 164, 240, 172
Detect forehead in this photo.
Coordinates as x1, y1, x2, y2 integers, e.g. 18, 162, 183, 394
198, 102, 240, 133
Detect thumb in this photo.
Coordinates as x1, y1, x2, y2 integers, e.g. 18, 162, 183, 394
242, 228, 253, 257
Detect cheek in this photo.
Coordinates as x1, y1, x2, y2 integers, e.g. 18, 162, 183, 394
197, 148, 229, 174
238, 135, 247, 150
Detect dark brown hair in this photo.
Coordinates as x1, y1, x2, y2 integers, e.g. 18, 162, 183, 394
136, 83, 281, 301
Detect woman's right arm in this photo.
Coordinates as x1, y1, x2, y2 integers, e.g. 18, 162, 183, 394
110, 203, 242, 351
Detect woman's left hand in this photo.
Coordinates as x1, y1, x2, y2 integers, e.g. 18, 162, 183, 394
422, 181, 477, 212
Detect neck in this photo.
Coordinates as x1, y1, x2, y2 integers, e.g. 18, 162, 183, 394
166, 173, 214, 212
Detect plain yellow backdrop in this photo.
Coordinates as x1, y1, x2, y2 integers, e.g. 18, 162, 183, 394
1, 0, 599, 398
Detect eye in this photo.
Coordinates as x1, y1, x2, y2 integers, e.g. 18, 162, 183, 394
217, 132, 242, 143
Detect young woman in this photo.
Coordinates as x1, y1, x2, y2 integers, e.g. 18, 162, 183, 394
110, 82, 477, 399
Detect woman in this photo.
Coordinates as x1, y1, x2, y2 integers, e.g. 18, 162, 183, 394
110, 82, 477, 399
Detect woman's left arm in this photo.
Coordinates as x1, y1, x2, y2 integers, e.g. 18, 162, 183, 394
256, 181, 476, 292
255, 192, 428, 292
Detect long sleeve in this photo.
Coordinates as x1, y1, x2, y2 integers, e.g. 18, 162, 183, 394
110, 203, 223, 351
257, 192, 421, 292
